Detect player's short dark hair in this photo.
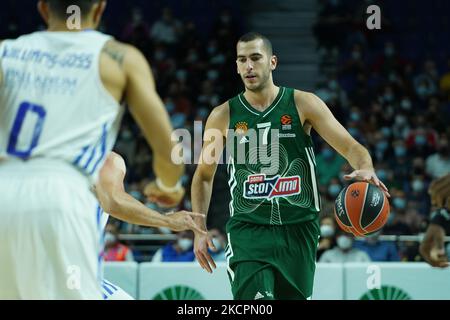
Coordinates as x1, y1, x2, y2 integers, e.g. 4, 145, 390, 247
238, 32, 273, 56
44, 0, 100, 19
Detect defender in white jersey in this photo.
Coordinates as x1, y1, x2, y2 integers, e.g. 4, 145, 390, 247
0, 0, 190, 299
95, 152, 206, 300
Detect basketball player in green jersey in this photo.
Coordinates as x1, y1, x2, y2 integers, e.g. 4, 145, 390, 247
191, 32, 390, 300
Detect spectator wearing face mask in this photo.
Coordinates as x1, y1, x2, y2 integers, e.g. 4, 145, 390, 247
204, 228, 227, 262
353, 231, 400, 262
426, 136, 450, 180
103, 223, 135, 262
317, 215, 337, 260
152, 231, 195, 262
319, 230, 371, 263
383, 194, 413, 235
316, 145, 346, 186
407, 175, 430, 216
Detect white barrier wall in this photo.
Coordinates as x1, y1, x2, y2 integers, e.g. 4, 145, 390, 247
103, 262, 450, 300
139, 262, 233, 300
103, 262, 139, 299
344, 262, 450, 300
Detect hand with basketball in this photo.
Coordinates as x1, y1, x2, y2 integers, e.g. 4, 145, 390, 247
144, 179, 185, 208
334, 181, 390, 237
344, 169, 390, 198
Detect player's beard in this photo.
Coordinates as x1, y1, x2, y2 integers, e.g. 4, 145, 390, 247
243, 67, 271, 93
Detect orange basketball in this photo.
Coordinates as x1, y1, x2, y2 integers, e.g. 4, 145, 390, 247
334, 182, 390, 237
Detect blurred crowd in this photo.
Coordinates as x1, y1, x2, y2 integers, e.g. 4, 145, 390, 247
4, 0, 449, 263
313, 0, 450, 262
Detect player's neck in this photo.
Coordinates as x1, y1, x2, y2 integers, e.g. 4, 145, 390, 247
47, 20, 96, 32
244, 83, 279, 112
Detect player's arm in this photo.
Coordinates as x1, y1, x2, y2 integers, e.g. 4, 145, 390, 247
120, 42, 185, 204
420, 223, 448, 268
95, 152, 206, 234
191, 102, 229, 273
429, 174, 450, 209
295, 90, 389, 197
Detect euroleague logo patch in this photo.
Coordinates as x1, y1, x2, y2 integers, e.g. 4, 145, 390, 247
243, 174, 301, 199
280, 114, 292, 130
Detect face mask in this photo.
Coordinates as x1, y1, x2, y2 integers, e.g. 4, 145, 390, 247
393, 197, 406, 210
171, 113, 187, 128
207, 45, 217, 55
376, 140, 388, 151
130, 190, 142, 200
187, 53, 198, 63
211, 54, 226, 65
394, 146, 407, 157
415, 135, 427, 146
395, 115, 407, 126
385, 46, 395, 57
104, 232, 116, 245
220, 15, 231, 24
350, 112, 360, 122
352, 51, 361, 60
337, 235, 352, 250
122, 130, 132, 140
388, 73, 397, 83
348, 127, 359, 137
175, 70, 187, 81
320, 225, 335, 238
328, 184, 341, 197
386, 212, 395, 226
377, 169, 387, 181
158, 227, 172, 235
177, 238, 193, 251
381, 127, 391, 138
328, 80, 338, 90
321, 148, 333, 159
165, 101, 175, 113
401, 99, 411, 110
383, 93, 394, 102
417, 86, 428, 97
212, 237, 223, 251
154, 50, 165, 61
207, 70, 219, 81
412, 180, 424, 192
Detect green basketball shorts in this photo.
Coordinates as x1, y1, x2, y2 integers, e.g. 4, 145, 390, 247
225, 218, 320, 300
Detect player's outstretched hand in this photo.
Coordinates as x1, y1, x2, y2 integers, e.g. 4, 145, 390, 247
144, 180, 185, 208
344, 169, 390, 198
194, 231, 216, 274
429, 173, 450, 209
165, 211, 208, 235
419, 224, 449, 268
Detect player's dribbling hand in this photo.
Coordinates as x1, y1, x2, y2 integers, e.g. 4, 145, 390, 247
144, 180, 185, 208
428, 173, 450, 209
194, 231, 216, 274
419, 224, 449, 268
344, 169, 390, 198
165, 211, 208, 235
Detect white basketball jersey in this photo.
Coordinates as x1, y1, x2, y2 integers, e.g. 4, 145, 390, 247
0, 30, 124, 183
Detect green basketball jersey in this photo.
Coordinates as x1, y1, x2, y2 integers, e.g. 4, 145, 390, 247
226, 86, 321, 226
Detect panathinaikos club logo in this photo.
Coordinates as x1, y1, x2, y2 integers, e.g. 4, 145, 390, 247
360, 285, 412, 300
152, 286, 205, 300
